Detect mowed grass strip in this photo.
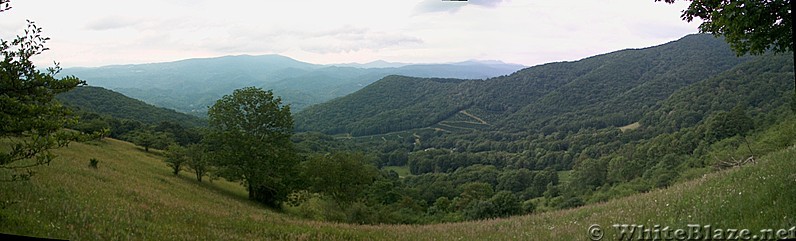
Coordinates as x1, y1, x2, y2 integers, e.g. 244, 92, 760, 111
2, 138, 794, 240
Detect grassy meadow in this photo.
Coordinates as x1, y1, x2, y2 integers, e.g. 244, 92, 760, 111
1, 137, 795, 240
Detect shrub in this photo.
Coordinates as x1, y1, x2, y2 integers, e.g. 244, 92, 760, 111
89, 158, 99, 169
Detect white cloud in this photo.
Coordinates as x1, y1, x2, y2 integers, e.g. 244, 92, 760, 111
4, 0, 701, 67
300, 31, 423, 54
413, 0, 505, 14
85, 16, 140, 31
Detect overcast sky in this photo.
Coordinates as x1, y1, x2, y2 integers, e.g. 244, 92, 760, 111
0, 0, 701, 67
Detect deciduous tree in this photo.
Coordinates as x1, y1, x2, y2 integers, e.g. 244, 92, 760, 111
164, 144, 187, 176
1, 5, 85, 181
207, 87, 297, 207
301, 152, 379, 204
185, 143, 209, 182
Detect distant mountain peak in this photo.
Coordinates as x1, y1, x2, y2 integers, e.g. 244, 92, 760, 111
451, 59, 525, 67
328, 60, 410, 69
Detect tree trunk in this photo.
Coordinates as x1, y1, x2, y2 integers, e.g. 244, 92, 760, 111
248, 184, 255, 200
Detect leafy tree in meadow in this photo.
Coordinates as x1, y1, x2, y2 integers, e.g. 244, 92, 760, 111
1, 4, 85, 181
127, 129, 173, 152
129, 130, 156, 152
71, 117, 111, 136
206, 87, 297, 207
154, 121, 202, 146
164, 144, 187, 176
185, 143, 210, 182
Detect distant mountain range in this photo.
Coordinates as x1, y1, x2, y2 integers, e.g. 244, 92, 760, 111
59, 55, 526, 116
329, 60, 410, 68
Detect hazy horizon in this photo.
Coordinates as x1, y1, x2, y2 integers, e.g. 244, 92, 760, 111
1, 0, 701, 68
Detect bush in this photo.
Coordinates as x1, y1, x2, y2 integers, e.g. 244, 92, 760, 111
521, 199, 536, 214
489, 191, 522, 217
89, 158, 99, 169
463, 200, 497, 220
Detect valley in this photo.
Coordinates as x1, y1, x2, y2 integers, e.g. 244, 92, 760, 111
2, 1, 794, 236
36, 33, 796, 228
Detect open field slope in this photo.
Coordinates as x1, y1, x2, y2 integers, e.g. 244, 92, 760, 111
2, 137, 794, 240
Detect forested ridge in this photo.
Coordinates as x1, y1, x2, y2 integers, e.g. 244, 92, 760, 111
56, 86, 206, 127
295, 34, 750, 136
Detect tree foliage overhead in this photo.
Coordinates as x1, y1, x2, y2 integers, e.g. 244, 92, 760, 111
1, 9, 85, 181
658, 0, 792, 55
0, 0, 9, 13
206, 87, 297, 207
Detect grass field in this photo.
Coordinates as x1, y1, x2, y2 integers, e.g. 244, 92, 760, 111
1, 138, 794, 240
618, 122, 641, 132
381, 166, 411, 178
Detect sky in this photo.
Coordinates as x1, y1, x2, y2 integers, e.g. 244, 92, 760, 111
0, 0, 702, 68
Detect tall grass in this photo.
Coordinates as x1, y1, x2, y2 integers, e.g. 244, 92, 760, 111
1, 138, 794, 240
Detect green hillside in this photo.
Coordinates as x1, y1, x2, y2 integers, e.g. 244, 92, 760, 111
295, 34, 750, 136
287, 34, 794, 224
1, 135, 794, 240
642, 53, 795, 132
56, 86, 207, 127
296, 75, 473, 135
